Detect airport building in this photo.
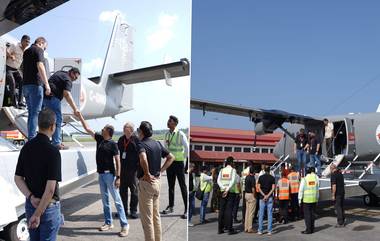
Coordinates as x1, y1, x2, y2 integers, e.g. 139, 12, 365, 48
190, 126, 282, 171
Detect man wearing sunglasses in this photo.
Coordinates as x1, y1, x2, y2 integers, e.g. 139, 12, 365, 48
43, 67, 81, 150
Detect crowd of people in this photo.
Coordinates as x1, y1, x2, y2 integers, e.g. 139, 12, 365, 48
9, 40, 190, 241
189, 157, 346, 236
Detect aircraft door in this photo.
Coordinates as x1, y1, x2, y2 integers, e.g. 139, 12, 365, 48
54, 58, 82, 115
344, 118, 356, 156
0, 40, 6, 108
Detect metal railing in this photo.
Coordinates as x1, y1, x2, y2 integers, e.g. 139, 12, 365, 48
358, 153, 380, 179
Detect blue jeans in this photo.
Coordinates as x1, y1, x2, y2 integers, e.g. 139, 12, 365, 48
25, 199, 61, 241
309, 154, 321, 176
200, 192, 210, 223
43, 97, 62, 146
98, 173, 128, 227
296, 149, 306, 174
188, 191, 195, 222
23, 85, 43, 140
258, 196, 273, 233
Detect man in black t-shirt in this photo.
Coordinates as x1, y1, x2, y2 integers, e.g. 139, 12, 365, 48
257, 166, 275, 235
117, 122, 140, 219
136, 121, 174, 241
244, 166, 256, 233
43, 67, 81, 149
14, 108, 62, 241
330, 164, 345, 227
306, 131, 322, 176
22, 37, 51, 140
80, 117, 130, 237
294, 128, 308, 176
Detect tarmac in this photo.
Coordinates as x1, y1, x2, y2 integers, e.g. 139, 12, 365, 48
0, 173, 187, 241
57, 173, 187, 241
188, 197, 380, 241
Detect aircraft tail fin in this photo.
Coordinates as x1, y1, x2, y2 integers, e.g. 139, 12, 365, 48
99, 15, 133, 89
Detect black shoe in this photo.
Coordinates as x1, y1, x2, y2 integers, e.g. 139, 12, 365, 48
217, 230, 225, 234
130, 212, 138, 219
17, 102, 26, 109
228, 229, 238, 235
335, 224, 344, 228
233, 219, 241, 223
181, 212, 187, 219
161, 206, 173, 214
301, 230, 312, 234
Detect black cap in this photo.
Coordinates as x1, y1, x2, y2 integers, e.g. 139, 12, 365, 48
225, 156, 234, 165
69, 67, 80, 75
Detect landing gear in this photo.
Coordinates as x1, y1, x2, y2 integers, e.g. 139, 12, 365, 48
4, 218, 29, 241
363, 194, 378, 206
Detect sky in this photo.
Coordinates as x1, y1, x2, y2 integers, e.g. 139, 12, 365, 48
3, 0, 191, 131
191, 0, 380, 130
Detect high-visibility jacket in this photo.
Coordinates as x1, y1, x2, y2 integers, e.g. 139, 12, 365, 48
277, 178, 290, 200
200, 173, 213, 193
288, 171, 300, 194
230, 174, 240, 194
219, 165, 236, 192
241, 166, 250, 190
165, 129, 185, 161
303, 174, 318, 203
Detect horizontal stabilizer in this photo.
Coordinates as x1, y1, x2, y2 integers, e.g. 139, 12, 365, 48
109, 58, 189, 85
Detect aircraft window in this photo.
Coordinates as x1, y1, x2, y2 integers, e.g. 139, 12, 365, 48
224, 146, 232, 152
262, 148, 269, 153
215, 146, 223, 152
194, 145, 203, 151
243, 147, 251, 153
234, 147, 242, 152
204, 145, 213, 151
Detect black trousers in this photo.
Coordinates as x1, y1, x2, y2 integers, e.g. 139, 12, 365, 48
119, 170, 138, 214
254, 194, 260, 220
326, 138, 333, 158
242, 191, 246, 221
232, 193, 240, 220
210, 183, 220, 211
167, 161, 188, 211
6, 65, 22, 105
303, 203, 316, 233
218, 192, 236, 232
335, 195, 345, 225
290, 193, 299, 219
279, 200, 289, 222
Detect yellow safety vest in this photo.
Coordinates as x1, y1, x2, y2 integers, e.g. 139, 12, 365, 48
165, 130, 185, 161
303, 174, 318, 203
200, 173, 213, 193
219, 165, 235, 192
287, 171, 300, 194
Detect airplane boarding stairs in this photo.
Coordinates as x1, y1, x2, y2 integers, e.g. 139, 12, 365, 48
270, 154, 378, 202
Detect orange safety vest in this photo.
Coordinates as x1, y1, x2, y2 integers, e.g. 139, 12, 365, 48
277, 178, 290, 200
287, 171, 300, 194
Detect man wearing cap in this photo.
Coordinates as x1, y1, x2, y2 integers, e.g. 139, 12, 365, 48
43, 67, 81, 149
299, 167, 319, 234
161, 115, 189, 219
79, 117, 130, 237
136, 121, 175, 241
5, 34, 30, 108
330, 163, 345, 228
217, 156, 238, 235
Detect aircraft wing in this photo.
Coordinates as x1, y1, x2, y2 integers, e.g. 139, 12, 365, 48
191, 98, 323, 134
109, 58, 189, 85
1, 0, 70, 36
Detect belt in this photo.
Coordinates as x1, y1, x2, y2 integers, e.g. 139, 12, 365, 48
104, 170, 111, 173
48, 199, 59, 207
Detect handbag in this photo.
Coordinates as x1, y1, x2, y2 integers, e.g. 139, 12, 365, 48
195, 181, 210, 200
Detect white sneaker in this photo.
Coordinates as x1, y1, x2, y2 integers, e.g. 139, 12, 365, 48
257, 231, 263, 235
268, 232, 272, 236
119, 225, 129, 237
188, 222, 194, 227
99, 223, 114, 231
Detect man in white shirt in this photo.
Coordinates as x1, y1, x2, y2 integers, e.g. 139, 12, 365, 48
324, 119, 334, 159
5, 35, 30, 108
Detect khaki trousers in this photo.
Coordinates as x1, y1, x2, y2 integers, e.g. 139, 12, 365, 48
244, 193, 256, 232
139, 179, 161, 241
